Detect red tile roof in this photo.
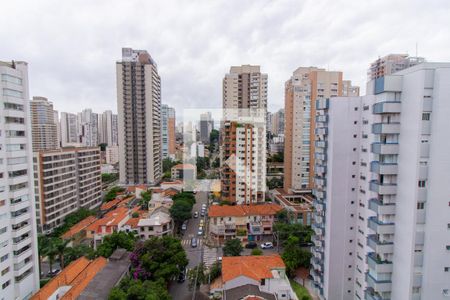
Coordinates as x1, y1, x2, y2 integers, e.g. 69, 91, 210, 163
208, 204, 282, 217
86, 207, 130, 234
222, 255, 285, 283
61, 216, 97, 240
172, 163, 195, 170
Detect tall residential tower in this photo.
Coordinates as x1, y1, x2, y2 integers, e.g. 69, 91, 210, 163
30, 96, 58, 151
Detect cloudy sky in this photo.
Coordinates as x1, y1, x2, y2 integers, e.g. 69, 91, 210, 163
1, 0, 449, 115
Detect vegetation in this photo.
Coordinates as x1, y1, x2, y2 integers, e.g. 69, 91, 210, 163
108, 277, 171, 300
290, 279, 312, 300
65, 244, 95, 264
130, 236, 188, 282
102, 173, 119, 183
268, 152, 284, 163
104, 186, 126, 202
99, 143, 108, 151
170, 192, 196, 228
273, 222, 313, 247
212, 157, 220, 168
139, 190, 152, 210
209, 261, 221, 282
223, 238, 243, 256
251, 248, 263, 256
132, 212, 139, 218
187, 263, 207, 290
163, 157, 182, 173
236, 229, 247, 236
281, 236, 312, 277
267, 177, 283, 189
96, 231, 137, 258
50, 208, 96, 237
210, 129, 219, 145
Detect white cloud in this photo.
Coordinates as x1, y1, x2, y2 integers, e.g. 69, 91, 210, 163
1, 0, 449, 114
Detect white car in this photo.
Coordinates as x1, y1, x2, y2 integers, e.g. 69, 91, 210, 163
261, 242, 274, 249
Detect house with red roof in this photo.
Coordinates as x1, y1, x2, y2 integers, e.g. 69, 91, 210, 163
86, 206, 132, 246
210, 255, 298, 300
208, 204, 282, 244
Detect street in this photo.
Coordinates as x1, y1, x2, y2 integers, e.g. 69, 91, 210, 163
169, 190, 210, 300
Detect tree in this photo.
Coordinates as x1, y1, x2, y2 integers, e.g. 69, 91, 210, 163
212, 157, 220, 168
163, 157, 181, 173
109, 277, 171, 300
275, 209, 289, 224
104, 186, 126, 202
187, 263, 207, 290
209, 261, 221, 282
281, 236, 312, 277
251, 248, 263, 256
96, 231, 136, 258
55, 238, 71, 269
102, 173, 119, 183
51, 208, 96, 237
169, 200, 193, 225
139, 190, 152, 210
172, 192, 196, 205
65, 244, 95, 265
223, 238, 243, 256
210, 129, 219, 145
267, 177, 283, 189
38, 235, 50, 275
46, 239, 59, 275
273, 222, 313, 247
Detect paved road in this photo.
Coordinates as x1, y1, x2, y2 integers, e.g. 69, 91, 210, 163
169, 190, 209, 300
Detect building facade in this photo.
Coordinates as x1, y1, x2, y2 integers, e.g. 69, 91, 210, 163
117, 47, 162, 185
368, 54, 425, 80
221, 65, 267, 204
78, 109, 99, 147
199, 111, 213, 144
0, 60, 40, 299
283, 67, 359, 193
33, 147, 102, 233
311, 62, 450, 300
30, 96, 58, 151
60, 112, 80, 147
161, 104, 175, 159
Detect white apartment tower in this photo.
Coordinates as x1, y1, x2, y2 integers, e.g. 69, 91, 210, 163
79, 109, 99, 147
60, 112, 80, 147
30, 96, 59, 151
311, 62, 450, 300
221, 65, 267, 204
117, 48, 162, 185
161, 104, 176, 159
0, 60, 40, 299
100, 110, 118, 146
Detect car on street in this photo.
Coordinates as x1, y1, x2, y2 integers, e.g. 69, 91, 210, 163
245, 241, 257, 249
181, 223, 187, 231
261, 242, 274, 249
193, 211, 199, 218
200, 210, 205, 217
199, 219, 204, 226
191, 238, 198, 248
197, 229, 203, 236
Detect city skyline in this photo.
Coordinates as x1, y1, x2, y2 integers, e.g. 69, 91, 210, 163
1, 1, 449, 114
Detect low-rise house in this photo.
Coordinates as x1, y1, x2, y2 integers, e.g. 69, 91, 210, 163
210, 255, 298, 300
137, 207, 174, 239
171, 163, 196, 180
208, 204, 282, 244
31, 256, 107, 300
160, 180, 183, 191
270, 189, 313, 225
148, 192, 173, 212
61, 216, 97, 245
86, 207, 131, 246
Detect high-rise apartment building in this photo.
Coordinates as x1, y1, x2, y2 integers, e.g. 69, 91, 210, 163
161, 104, 176, 159
30, 96, 58, 151
60, 112, 80, 147
199, 111, 213, 144
283, 67, 359, 193
0, 60, 40, 299
271, 108, 284, 136
311, 62, 450, 300
368, 54, 425, 80
117, 47, 162, 185
79, 109, 99, 147
100, 110, 118, 146
34, 147, 102, 233
221, 65, 267, 204
54, 110, 61, 147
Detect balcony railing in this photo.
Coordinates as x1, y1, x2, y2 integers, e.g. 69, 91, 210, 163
369, 181, 397, 195
371, 143, 399, 155
366, 272, 392, 293
368, 217, 395, 235
367, 252, 393, 273
367, 235, 394, 254
368, 199, 395, 215
372, 123, 400, 135
372, 101, 401, 114
370, 161, 398, 175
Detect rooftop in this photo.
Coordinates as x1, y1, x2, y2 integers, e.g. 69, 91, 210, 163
222, 254, 285, 283
86, 206, 130, 233
31, 256, 107, 300
61, 216, 97, 240
172, 163, 196, 170
208, 203, 282, 218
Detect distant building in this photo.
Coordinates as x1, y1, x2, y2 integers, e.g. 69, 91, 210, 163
99, 110, 118, 146
161, 104, 176, 159
199, 111, 213, 144
117, 47, 162, 185
171, 163, 196, 180
136, 207, 173, 239
271, 108, 285, 135
60, 112, 80, 147
79, 109, 99, 147
269, 134, 284, 155
368, 53, 425, 80
105, 145, 119, 164
210, 255, 297, 300
34, 147, 102, 233
30, 96, 58, 151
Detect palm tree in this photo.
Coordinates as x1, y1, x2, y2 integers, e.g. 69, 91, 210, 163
37, 235, 49, 276
46, 239, 58, 276
55, 238, 71, 269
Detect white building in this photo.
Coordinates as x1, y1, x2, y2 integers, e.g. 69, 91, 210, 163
100, 110, 118, 146
79, 109, 99, 147
136, 207, 173, 239
105, 145, 119, 165
60, 112, 80, 147
311, 62, 450, 300
0, 60, 40, 299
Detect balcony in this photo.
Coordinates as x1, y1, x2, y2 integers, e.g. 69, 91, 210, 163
313, 200, 325, 213
366, 272, 392, 293
314, 177, 326, 187
372, 123, 400, 135
311, 258, 322, 272
315, 153, 327, 161
312, 236, 324, 248
368, 217, 395, 234
369, 181, 397, 195
371, 143, 399, 155
315, 127, 327, 136
365, 288, 390, 300
367, 252, 393, 273
315, 140, 327, 148
316, 98, 329, 110
372, 101, 401, 114
370, 161, 398, 175
367, 235, 394, 254
312, 223, 323, 236
316, 114, 328, 123
315, 165, 327, 175
368, 199, 395, 215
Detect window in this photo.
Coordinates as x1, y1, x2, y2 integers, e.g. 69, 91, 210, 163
445, 267, 449, 272
260, 278, 265, 285
1, 74, 22, 85
417, 202, 425, 209
1, 267, 9, 276
2, 88, 22, 98
422, 113, 430, 120
2, 280, 10, 289
418, 180, 426, 188
0, 254, 8, 262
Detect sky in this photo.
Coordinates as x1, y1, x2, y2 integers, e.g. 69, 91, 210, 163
1, 0, 450, 115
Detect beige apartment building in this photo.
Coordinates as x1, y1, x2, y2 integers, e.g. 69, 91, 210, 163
283, 67, 359, 193
221, 65, 267, 204
116, 47, 162, 185
30, 96, 58, 151
33, 147, 102, 233
368, 54, 425, 80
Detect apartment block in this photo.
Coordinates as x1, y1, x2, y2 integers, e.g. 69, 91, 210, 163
33, 147, 102, 233
99, 110, 118, 147
311, 62, 450, 300
221, 65, 267, 204
199, 111, 213, 144
283, 67, 359, 193
78, 109, 99, 147
368, 54, 425, 80
161, 104, 176, 159
117, 47, 162, 185
271, 108, 285, 135
60, 112, 80, 147
0, 60, 39, 299
105, 145, 119, 165
30, 96, 58, 151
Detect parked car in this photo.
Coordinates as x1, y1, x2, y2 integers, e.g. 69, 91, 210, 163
261, 242, 274, 249
200, 211, 205, 217
197, 229, 203, 236
177, 269, 186, 283
199, 219, 204, 226
245, 241, 257, 249
181, 223, 187, 231
193, 211, 199, 218
191, 238, 198, 248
